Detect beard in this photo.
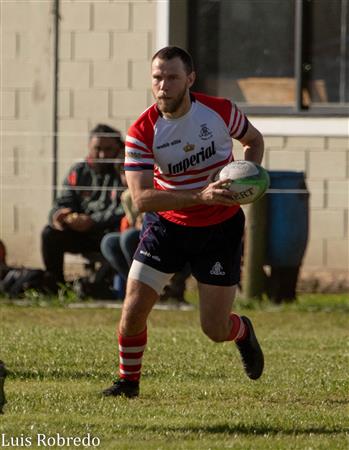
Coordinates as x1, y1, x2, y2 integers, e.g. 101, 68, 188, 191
156, 86, 187, 114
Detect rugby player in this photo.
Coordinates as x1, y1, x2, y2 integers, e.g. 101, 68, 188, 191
103, 46, 265, 398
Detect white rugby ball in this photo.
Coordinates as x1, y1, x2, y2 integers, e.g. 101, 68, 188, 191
215, 160, 270, 205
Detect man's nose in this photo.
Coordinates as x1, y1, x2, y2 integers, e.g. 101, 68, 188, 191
159, 79, 168, 91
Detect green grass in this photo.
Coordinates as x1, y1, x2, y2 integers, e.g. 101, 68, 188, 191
1, 294, 348, 449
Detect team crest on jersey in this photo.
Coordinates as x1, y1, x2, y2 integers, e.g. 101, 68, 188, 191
210, 262, 225, 276
183, 143, 195, 153
199, 123, 213, 140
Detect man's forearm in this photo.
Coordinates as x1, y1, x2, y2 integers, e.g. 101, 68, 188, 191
243, 133, 264, 165
133, 188, 200, 213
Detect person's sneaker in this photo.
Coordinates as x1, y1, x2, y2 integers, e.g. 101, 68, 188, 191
235, 316, 264, 380
102, 378, 139, 398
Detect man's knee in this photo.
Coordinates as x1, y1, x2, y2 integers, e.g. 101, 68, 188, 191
119, 278, 158, 336
41, 225, 60, 244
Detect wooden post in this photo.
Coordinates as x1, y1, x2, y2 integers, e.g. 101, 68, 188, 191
242, 196, 268, 299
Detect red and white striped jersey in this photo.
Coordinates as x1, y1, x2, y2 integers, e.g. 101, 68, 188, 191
125, 92, 248, 226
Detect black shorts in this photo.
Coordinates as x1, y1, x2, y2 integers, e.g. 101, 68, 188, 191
133, 209, 245, 286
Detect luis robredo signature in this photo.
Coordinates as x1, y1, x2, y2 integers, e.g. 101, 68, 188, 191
1, 433, 101, 447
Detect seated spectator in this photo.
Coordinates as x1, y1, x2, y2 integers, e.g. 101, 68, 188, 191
41, 124, 125, 288
100, 189, 142, 282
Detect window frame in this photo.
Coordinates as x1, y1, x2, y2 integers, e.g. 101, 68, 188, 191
182, 0, 349, 117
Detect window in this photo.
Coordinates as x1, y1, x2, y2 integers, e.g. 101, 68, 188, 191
188, 0, 348, 115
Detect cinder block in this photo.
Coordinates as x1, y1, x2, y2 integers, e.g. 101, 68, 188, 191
2, 32, 17, 59
92, 62, 128, 88
2, 119, 31, 132
2, 3, 32, 31
94, 3, 129, 31
268, 150, 306, 171
17, 90, 31, 118
4, 233, 42, 268
112, 90, 148, 117
131, 60, 151, 89
113, 32, 149, 60
60, 61, 90, 88
326, 239, 349, 269
59, 90, 71, 118
286, 136, 326, 150
1, 91, 16, 118
1, 205, 15, 233
308, 151, 347, 179
58, 119, 89, 134
263, 136, 285, 149
310, 209, 346, 238
3, 61, 33, 88
307, 180, 325, 208
73, 90, 109, 118
61, 2, 91, 31
327, 137, 349, 150
133, 2, 156, 31
60, 32, 72, 60
327, 180, 349, 208
303, 237, 325, 267
75, 32, 110, 60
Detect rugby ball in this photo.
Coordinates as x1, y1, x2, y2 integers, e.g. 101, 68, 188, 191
215, 160, 270, 204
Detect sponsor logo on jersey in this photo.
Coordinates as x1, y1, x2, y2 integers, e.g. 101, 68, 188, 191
183, 143, 195, 153
199, 123, 213, 140
210, 262, 226, 276
168, 141, 216, 175
126, 151, 143, 159
157, 142, 170, 149
157, 139, 182, 150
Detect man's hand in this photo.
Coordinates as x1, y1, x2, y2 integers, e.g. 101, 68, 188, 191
64, 213, 94, 232
52, 208, 73, 230
197, 179, 238, 206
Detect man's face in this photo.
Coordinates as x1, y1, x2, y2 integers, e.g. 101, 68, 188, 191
151, 57, 195, 117
88, 136, 121, 174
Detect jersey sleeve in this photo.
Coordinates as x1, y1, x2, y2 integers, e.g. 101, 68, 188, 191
124, 111, 156, 171
228, 103, 249, 140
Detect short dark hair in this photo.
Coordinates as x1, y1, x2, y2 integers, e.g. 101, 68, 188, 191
152, 46, 194, 74
89, 124, 124, 147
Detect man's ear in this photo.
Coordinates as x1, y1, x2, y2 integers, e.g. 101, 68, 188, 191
188, 71, 196, 88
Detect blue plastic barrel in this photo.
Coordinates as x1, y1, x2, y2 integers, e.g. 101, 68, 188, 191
265, 171, 309, 267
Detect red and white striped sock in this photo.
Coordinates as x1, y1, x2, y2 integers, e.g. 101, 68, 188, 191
118, 328, 147, 382
226, 313, 248, 342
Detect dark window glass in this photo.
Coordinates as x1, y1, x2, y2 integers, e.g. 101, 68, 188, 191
188, 0, 349, 111
306, 0, 348, 104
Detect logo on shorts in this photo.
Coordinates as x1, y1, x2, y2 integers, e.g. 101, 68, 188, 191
210, 262, 225, 276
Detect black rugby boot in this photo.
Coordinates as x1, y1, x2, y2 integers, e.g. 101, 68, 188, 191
236, 316, 264, 380
102, 378, 139, 398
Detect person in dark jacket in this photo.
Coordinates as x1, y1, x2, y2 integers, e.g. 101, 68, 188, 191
41, 124, 125, 285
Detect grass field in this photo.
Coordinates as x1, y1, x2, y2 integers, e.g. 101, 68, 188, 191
0, 294, 348, 449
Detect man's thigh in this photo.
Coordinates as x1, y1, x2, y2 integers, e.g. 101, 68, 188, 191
190, 209, 245, 286
133, 212, 187, 273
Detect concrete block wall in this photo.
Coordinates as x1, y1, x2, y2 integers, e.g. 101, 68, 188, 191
1, 0, 157, 267
57, 0, 156, 179
1, 1, 55, 266
262, 136, 348, 273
